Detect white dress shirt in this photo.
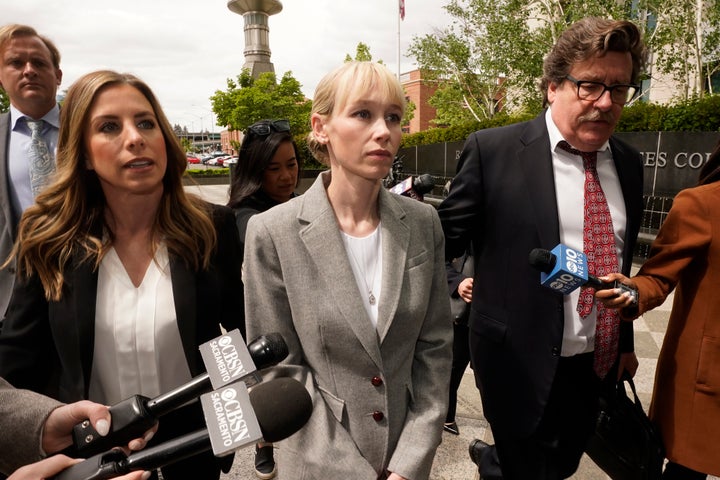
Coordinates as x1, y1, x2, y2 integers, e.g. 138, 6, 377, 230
7, 104, 60, 214
545, 109, 627, 356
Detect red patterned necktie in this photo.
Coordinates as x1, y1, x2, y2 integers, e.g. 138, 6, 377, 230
558, 140, 620, 379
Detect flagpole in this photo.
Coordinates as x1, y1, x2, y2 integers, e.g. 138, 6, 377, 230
397, 1, 401, 79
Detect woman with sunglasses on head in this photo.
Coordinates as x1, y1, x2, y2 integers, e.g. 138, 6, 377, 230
227, 118, 300, 480
242, 61, 452, 480
0, 70, 243, 480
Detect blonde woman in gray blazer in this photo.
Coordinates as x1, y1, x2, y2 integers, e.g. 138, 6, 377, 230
243, 62, 453, 480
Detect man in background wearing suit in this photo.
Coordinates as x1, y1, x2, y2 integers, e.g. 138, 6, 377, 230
438, 17, 647, 479
0, 24, 62, 321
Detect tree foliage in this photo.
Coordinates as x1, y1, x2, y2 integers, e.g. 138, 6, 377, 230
408, 0, 720, 125
345, 42, 378, 63
638, 0, 720, 99
210, 69, 312, 135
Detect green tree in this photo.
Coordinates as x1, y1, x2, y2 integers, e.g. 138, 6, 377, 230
408, 0, 637, 126
345, 42, 376, 62
638, 0, 720, 99
210, 69, 312, 136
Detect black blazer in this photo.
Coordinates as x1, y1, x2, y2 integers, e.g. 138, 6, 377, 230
437, 112, 643, 438
0, 203, 243, 476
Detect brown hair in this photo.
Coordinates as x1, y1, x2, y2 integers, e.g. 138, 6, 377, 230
10, 70, 217, 301
540, 17, 647, 106
0, 24, 61, 69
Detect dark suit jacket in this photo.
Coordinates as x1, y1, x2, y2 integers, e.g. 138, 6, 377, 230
0, 203, 243, 475
0, 112, 18, 320
437, 112, 643, 438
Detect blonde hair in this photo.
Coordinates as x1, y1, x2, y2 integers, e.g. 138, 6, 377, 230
10, 70, 217, 301
307, 61, 406, 165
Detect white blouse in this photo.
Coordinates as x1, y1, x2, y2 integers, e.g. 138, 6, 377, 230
89, 244, 192, 405
341, 224, 383, 329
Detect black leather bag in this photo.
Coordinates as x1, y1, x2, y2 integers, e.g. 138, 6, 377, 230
585, 375, 665, 479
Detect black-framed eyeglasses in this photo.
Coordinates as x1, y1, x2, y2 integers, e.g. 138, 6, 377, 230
564, 75, 639, 105
246, 119, 291, 137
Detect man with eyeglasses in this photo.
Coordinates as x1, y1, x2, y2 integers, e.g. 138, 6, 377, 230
438, 17, 647, 479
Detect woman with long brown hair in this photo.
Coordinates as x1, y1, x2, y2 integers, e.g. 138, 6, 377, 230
0, 70, 243, 480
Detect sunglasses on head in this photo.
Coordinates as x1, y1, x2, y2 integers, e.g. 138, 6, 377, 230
246, 119, 291, 137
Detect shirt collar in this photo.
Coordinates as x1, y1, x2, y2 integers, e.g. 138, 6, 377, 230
545, 107, 610, 153
10, 103, 61, 131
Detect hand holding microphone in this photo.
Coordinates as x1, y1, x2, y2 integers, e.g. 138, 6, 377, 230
51, 377, 312, 480
593, 272, 639, 311
66, 331, 288, 458
528, 244, 638, 305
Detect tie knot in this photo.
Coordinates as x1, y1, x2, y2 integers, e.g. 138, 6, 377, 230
557, 140, 597, 170
26, 118, 44, 135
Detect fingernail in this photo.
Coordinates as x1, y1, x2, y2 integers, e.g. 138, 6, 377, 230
144, 430, 155, 443
95, 419, 110, 436
141, 472, 152, 480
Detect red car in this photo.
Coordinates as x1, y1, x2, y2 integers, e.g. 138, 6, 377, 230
187, 154, 201, 164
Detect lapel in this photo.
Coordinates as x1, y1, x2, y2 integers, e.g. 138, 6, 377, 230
170, 257, 200, 374
375, 187, 409, 343
56, 256, 98, 398
518, 113, 560, 247
297, 173, 383, 368
0, 113, 17, 233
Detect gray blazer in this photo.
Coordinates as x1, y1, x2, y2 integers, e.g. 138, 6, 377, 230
0, 377, 62, 475
244, 172, 453, 480
0, 113, 17, 320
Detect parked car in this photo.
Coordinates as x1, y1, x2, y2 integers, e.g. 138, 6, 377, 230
215, 155, 235, 167
187, 154, 201, 164
224, 157, 238, 167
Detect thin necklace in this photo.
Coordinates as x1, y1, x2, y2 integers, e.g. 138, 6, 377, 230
344, 228, 380, 305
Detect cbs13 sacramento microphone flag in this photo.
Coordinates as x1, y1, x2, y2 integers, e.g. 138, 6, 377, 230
399, 0, 405, 20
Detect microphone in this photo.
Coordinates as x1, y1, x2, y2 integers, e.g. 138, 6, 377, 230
52, 377, 313, 480
388, 174, 435, 201
68, 331, 288, 458
528, 244, 637, 303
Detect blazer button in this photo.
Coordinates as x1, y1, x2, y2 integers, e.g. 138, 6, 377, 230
372, 411, 384, 422
551, 346, 561, 356
371, 376, 383, 387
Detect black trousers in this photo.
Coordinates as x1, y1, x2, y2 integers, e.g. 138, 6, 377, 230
491, 352, 605, 480
446, 321, 471, 423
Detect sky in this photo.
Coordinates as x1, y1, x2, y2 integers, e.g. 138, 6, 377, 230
4, 0, 453, 133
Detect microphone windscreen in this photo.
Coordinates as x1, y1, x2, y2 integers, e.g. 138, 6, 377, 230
248, 333, 289, 369
528, 248, 556, 273
249, 377, 312, 442
413, 174, 436, 195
